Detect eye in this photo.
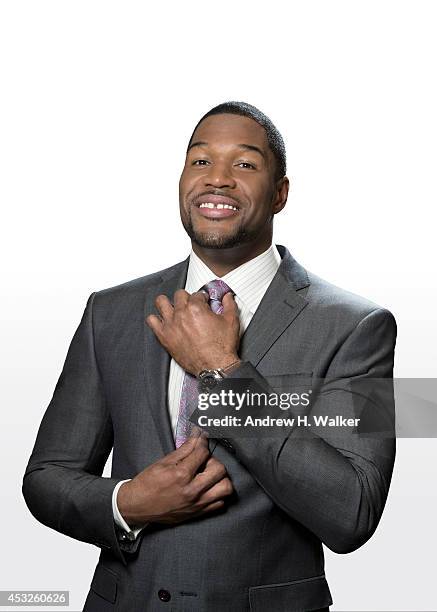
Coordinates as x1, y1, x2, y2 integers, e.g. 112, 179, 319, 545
237, 162, 256, 169
192, 159, 210, 166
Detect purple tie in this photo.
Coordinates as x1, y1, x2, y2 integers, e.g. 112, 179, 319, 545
175, 279, 233, 448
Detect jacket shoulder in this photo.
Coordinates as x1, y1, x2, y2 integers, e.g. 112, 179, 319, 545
88, 259, 187, 320
93, 260, 186, 299
306, 271, 395, 323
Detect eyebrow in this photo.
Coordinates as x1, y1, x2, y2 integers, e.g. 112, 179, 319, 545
187, 141, 266, 159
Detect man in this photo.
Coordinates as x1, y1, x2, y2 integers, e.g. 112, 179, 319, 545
23, 102, 397, 611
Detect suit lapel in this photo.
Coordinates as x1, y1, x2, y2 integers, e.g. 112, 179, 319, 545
210, 247, 310, 455
239, 246, 310, 367
143, 259, 189, 455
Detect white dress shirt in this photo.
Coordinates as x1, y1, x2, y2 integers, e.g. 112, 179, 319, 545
112, 244, 282, 537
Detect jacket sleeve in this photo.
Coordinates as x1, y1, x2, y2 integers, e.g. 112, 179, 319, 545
22, 293, 138, 565
193, 307, 397, 554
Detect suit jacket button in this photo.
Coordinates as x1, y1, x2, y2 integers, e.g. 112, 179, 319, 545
158, 589, 171, 602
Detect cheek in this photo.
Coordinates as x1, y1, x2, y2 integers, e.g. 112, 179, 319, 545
243, 182, 275, 219
179, 171, 199, 201
178, 173, 187, 198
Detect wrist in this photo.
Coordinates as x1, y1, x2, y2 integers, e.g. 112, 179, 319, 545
220, 358, 242, 376
196, 355, 240, 377
117, 481, 134, 522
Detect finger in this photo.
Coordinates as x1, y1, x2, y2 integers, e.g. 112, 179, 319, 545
199, 456, 225, 476
197, 499, 225, 515
190, 290, 209, 304
190, 425, 206, 439
145, 314, 164, 335
155, 294, 174, 320
189, 459, 227, 496
180, 500, 226, 523
222, 292, 239, 320
195, 477, 234, 505
161, 432, 208, 467
179, 433, 211, 476
173, 289, 190, 309
222, 291, 237, 309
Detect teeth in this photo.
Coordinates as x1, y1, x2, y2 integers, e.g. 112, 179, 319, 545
199, 202, 238, 211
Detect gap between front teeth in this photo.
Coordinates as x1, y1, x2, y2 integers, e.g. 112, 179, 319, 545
199, 203, 238, 210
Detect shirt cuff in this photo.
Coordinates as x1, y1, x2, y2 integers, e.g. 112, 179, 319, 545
112, 479, 148, 540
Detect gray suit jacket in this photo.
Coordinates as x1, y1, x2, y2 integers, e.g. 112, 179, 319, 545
23, 245, 396, 611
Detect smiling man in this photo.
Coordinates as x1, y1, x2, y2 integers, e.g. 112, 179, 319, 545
23, 102, 397, 612
180, 110, 288, 263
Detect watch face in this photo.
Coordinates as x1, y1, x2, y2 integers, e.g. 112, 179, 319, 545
199, 369, 223, 392
201, 374, 218, 391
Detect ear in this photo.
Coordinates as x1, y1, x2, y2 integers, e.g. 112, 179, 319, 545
272, 176, 290, 214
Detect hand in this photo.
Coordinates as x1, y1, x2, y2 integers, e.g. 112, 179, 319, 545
117, 433, 234, 526
146, 289, 240, 376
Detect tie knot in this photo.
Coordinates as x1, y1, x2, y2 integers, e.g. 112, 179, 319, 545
201, 279, 233, 314
202, 279, 232, 301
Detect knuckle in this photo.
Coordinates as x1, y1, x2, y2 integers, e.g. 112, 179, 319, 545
181, 484, 196, 503
210, 457, 225, 472
222, 477, 233, 495
200, 444, 210, 457
174, 466, 190, 482
188, 294, 206, 315
189, 302, 202, 315
197, 446, 210, 461
215, 463, 226, 478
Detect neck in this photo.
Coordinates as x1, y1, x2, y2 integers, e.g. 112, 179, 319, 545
192, 240, 272, 276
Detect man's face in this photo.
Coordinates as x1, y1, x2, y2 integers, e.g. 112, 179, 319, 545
179, 114, 287, 250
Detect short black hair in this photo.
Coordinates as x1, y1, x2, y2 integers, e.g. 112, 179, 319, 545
188, 101, 287, 180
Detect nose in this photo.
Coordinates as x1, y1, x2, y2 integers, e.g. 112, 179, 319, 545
204, 162, 237, 189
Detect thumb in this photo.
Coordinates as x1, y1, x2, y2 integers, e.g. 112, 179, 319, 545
222, 291, 238, 319
166, 429, 208, 462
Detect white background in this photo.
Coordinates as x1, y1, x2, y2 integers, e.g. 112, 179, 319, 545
1, 1, 436, 610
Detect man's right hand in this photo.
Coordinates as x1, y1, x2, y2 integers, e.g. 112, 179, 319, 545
116, 432, 234, 527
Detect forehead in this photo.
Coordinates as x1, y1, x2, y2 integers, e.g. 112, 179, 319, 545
190, 114, 270, 152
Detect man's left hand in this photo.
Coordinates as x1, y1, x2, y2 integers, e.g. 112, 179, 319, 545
146, 290, 240, 376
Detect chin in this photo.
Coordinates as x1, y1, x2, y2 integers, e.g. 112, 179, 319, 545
182, 215, 255, 250
192, 230, 252, 250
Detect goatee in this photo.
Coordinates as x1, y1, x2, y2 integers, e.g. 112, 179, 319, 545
182, 217, 256, 249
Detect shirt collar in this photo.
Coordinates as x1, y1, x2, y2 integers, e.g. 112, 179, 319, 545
185, 244, 282, 315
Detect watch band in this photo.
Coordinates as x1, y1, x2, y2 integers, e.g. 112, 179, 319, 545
198, 359, 241, 379
197, 360, 242, 391
221, 359, 242, 376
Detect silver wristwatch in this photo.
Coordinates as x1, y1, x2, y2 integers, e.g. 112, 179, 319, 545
198, 368, 225, 390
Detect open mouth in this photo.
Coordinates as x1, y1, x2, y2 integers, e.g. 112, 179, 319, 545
198, 202, 238, 211
192, 194, 241, 218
